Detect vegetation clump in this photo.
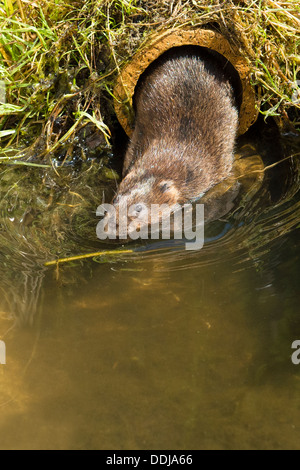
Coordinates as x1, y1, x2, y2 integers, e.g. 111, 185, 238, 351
0, 0, 299, 163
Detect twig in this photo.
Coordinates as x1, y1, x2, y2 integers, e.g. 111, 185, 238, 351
44, 249, 134, 267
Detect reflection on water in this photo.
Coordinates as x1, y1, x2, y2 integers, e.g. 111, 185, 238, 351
0, 122, 300, 449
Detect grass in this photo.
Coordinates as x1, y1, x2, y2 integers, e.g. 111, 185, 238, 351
0, 0, 114, 163
0, 0, 299, 165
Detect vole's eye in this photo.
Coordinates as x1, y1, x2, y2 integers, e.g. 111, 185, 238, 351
113, 195, 120, 204
135, 204, 143, 213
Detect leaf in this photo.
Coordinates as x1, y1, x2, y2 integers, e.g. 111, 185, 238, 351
0, 129, 16, 137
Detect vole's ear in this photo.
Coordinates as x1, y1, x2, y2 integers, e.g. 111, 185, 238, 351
186, 167, 195, 183
159, 180, 173, 193
158, 180, 180, 201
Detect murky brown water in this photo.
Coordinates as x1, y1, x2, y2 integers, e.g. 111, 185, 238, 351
0, 124, 300, 450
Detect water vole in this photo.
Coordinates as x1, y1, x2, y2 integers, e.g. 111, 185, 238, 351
105, 46, 239, 237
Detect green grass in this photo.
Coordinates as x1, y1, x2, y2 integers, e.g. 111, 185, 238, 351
0, 0, 299, 165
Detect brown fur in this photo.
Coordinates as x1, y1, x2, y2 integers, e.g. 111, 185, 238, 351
108, 46, 239, 234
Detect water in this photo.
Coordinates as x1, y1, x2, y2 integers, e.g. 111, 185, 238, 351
0, 122, 300, 449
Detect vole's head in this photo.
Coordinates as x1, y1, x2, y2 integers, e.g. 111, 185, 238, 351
99, 142, 233, 241
101, 169, 184, 240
